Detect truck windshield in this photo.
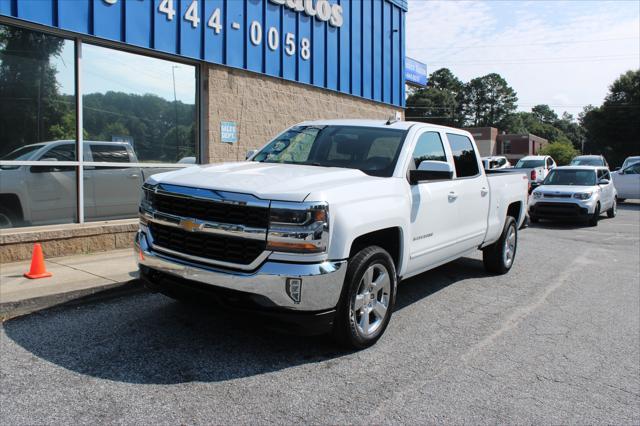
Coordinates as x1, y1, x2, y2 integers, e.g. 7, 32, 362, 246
542, 169, 596, 186
570, 158, 602, 166
1, 144, 44, 161
252, 125, 407, 177
515, 159, 544, 168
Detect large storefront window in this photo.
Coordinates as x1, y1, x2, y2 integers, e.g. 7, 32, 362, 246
0, 24, 198, 229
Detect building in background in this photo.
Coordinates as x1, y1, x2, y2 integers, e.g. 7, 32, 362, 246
496, 133, 548, 163
465, 127, 548, 162
0, 0, 407, 261
466, 127, 499, 157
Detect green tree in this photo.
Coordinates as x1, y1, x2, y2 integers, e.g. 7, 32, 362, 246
531, 104, 558, 124
405, 87, 461, 127
539, 140, 579, 165
581, 69, 640, 167
460, 73, 518, 127
428, 68, 464, 94
0, 25, 72, 156
406, 68, 465, 127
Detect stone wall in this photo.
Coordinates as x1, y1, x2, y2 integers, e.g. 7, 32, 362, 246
0, 220, 137, 263
205, 65, 403, 163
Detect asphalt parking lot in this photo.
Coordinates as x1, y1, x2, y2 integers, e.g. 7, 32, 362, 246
1, 203, 639, 424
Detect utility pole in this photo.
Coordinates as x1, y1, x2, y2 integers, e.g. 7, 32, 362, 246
172, 65, 179, 161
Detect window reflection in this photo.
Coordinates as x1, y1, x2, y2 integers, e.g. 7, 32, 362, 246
0, 25, 76, 158
82, 44, 197, 164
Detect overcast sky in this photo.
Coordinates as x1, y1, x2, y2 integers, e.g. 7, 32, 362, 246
406, 0, 640, 116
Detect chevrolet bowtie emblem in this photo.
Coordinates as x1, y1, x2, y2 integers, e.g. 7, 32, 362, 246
180, 219, 204, 232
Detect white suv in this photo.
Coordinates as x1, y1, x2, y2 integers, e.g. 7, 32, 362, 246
529, 166, 617, 226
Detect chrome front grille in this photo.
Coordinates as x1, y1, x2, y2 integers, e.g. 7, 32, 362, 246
148, 222, 266, 266
141, 184, 270, 270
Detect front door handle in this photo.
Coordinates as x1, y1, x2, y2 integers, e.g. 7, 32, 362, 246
481, 187, 489, 197
129, 174, 140, 179
448, 191, 458, 202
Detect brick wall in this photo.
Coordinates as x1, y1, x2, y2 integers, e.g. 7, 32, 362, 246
205, 65, 403, 163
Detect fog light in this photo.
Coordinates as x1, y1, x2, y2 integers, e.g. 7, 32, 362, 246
286, 278, 302, 304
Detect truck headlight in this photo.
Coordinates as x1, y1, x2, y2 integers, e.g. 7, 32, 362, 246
533, 191, 542, 199
573, 192, 593, 200
267, 201, 329, 253
140, 182, 156, 211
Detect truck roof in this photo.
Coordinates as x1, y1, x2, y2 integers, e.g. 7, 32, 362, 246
298, 119, 468, 133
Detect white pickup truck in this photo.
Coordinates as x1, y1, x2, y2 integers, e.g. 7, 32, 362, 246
136, 120, 529, 348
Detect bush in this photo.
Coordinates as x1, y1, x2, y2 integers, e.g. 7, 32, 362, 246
539, 141, 580, 165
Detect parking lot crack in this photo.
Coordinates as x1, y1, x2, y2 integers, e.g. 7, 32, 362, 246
460, 252, 589, 364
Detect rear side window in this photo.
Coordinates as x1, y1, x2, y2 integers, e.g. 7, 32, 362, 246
447, 133, 479, 178
90, 144, 130, 163
412, 132, 446, 168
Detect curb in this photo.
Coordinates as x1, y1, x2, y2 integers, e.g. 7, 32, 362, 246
0, 280, 146, 322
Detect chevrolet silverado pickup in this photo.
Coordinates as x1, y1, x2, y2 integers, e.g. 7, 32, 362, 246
135, 120, 529, 349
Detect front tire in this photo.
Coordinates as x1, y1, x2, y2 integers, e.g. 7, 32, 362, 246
588, 202, 600, 226
332, 246, 397, 350
483, 216, 518, 274
607, 198, 617, 218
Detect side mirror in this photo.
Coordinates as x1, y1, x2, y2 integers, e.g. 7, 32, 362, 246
598, 178, 610, 185
409, 161, 454, 185
245, 150, 256, 160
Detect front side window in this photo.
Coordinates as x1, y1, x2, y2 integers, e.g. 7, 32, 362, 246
253, 126, 407, 177
411, 132, 446, 168
447, 133, 479, 178
543, 169, 596, 186
624, 164, 640, 175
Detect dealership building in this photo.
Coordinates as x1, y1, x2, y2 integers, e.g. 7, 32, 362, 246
0, 0, 408, 261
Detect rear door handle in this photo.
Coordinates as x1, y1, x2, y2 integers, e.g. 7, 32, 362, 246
481, 187, 489, 197
129, 174, 140, 179
448, 191, 458, 202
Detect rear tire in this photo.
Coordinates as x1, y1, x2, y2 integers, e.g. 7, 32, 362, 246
607, 198, 617, 218
0, 206, 20, 229
588, 202, 600, 227
483, 216, 518, 275
332, 246, 397, 350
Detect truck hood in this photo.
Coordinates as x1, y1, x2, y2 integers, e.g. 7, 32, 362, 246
148, 162, 375, 202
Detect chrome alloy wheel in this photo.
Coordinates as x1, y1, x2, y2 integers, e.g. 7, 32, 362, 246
351, 263, 391, 337
503, 224, 517, 268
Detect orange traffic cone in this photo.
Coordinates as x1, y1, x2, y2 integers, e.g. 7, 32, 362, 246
24, 243, 52, 279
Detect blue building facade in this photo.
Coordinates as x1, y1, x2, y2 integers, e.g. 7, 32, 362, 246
0, 0, 407, 107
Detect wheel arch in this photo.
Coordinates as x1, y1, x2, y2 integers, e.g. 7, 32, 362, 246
348, 227, 403, 274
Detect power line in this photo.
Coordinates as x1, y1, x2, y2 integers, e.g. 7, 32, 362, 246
408, 36, 639, 51
429, 54, 639, 66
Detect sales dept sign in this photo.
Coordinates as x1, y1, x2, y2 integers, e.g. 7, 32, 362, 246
220, 121, 238, 144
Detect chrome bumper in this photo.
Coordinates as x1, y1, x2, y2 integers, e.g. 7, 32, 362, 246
134, 231, 347, 311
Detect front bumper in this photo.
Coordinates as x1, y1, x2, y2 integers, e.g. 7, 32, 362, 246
134, 230, 348, 313
529, 199, 594, 218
